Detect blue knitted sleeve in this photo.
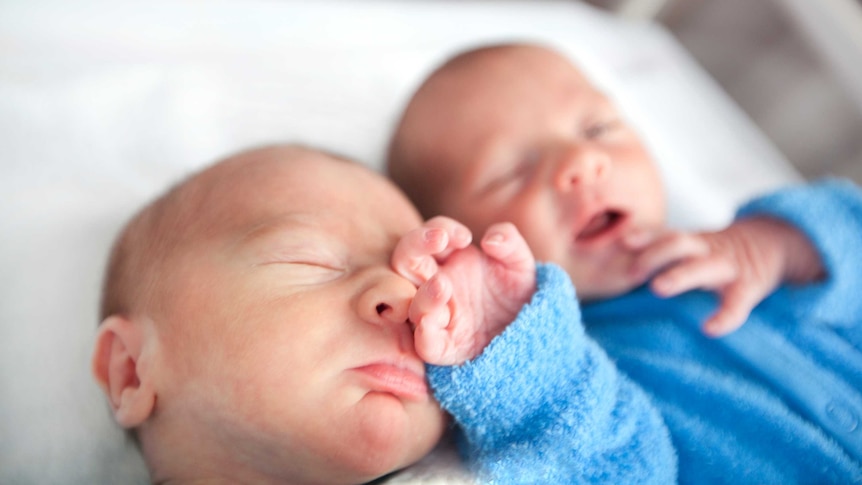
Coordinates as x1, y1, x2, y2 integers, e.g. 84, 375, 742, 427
426, 264, 677, 484
737, 178, 862, 325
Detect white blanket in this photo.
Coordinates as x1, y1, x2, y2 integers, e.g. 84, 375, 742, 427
0, 1, 800, 483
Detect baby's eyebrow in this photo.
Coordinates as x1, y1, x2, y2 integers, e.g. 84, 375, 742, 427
233, 215, 318, 250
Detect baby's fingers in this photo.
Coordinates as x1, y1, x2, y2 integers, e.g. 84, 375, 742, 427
632, 232, 710, 282
409, 273, 452, 328
410, 274, 456, 364
424, 216, 473, 260
650, 256, 736, 297
414, 324, 452, 366
392, 217, 472, 285
391, 227, 444, 285
480, 222, 535, 273
702, 283, 762, 337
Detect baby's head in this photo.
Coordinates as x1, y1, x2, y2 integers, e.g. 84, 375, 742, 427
388, 43, 666, 300
93, 145, 446, 484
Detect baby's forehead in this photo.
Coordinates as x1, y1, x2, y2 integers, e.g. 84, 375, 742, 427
225, 149, 417, 220
140, 147, 331, 235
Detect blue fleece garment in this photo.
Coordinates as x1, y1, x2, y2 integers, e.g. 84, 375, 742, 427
587, 179, 862, 483
428, 264, 678, 484
428, 179, 862, 484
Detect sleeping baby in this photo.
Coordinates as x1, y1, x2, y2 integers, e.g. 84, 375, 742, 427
387, 42, 862, 483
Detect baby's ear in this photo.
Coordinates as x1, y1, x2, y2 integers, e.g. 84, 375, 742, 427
92, 315, 156, 428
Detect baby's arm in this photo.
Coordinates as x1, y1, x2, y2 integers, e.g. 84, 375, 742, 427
426, 265, 677, 484
391, 217, 535, 365
394, 220, 677, 483
737, 178, 862, 325
628, 216, 823, 336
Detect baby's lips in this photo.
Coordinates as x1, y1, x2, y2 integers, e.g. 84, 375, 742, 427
353, 361, 430, 401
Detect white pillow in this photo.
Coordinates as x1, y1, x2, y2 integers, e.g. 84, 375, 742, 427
0, 1, 799, 483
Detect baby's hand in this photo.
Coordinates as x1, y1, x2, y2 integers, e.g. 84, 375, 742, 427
628, 217, 823, 337
392, 217, 536, 365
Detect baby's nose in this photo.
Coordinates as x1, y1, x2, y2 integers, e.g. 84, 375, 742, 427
358, 271, 416, 327
554, 147, 611, 191
374, 301, 404, 324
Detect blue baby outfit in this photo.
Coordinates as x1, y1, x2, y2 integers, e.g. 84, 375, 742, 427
428, 179, 862, 484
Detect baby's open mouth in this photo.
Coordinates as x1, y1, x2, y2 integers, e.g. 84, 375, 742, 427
576, 210, 624, 242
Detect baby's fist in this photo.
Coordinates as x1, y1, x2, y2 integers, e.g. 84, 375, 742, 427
410, 222, 536, 365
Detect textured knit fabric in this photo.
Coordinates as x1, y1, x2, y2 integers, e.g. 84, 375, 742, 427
428, 178, 862, 484
427, 264, 678, 484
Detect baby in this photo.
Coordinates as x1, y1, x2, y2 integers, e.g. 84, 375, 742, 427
91, 144, 674, 484
92, 145, 448, 484
387, 43, 822, 337
388, 43, 862, 482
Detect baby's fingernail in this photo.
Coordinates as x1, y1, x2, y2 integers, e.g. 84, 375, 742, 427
424, 227, 444, 243
484, 232, 505, 245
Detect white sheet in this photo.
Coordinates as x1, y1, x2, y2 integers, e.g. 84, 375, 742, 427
0, 1, 801, 483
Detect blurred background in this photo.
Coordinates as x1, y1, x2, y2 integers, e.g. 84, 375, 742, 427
588, 0, 862, 184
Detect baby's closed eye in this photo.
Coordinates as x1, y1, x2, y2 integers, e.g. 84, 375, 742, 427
481, 149, 540, 195
582, 118, 622, 140
245, 234, 347, 285
263, 263, 345, 285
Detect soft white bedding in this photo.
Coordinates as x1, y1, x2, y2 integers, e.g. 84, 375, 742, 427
0, 1, 801, 483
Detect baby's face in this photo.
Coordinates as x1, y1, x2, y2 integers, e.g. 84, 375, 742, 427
400, 46, 666, 299
151, 149, 445, 483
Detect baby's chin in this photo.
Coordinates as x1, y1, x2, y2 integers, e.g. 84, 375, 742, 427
346, 393, 446, 478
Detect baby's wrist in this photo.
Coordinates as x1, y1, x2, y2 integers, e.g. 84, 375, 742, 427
754, 217, 824, 284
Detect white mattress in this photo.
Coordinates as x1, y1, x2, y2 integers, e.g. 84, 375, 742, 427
0, 1, 801, 483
